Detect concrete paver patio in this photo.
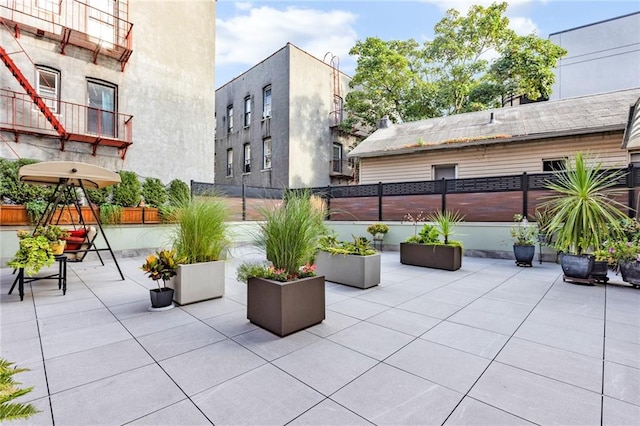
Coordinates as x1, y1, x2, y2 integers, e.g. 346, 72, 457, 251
1, 246, 639, 425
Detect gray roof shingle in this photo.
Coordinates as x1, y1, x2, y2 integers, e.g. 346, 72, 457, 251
349, 88, 640, 158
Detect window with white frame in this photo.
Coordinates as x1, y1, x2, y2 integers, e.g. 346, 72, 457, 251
433, 164, 456, 180
227, 105, 233, 133
243, 143, 251, 173
87, 79, 116, 137
226, 148, 233, 177
244, 96, 251, 127
36, 66, 60, 113
543, 158, 567, 172
263, 85, 271, 119
263, 138, 272, 169
332, 143, 343, 173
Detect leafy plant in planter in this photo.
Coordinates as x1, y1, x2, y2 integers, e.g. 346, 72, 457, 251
141, 177, 168, 207
8, 235, 54, 276
315, 235, 380, 289
33, 225, 70, 255
0, 158, 52, 205
141, 249, 181, 308
24, 200, 47, 225
542, 152, 627, 281
112, 170, 141, 207
99, 203, 123, 225
510, 213, 537, 267
0, 357, 39, 422
366, 223, 389, 241
400, 210, 464, 271
167, 196, 231, 304
237, 189, 328, 336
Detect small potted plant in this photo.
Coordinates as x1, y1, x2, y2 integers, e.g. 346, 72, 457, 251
366, 223, 389, 242
141, 249, 181, 309
33, 225, 70, 255
8, 235, 54, 276
315, 235, 380, 288
400, 210, 464, 271
510, 214, 537, 267
605, 239, 640, 289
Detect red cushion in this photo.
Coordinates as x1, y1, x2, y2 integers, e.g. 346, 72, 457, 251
64, 236, 85, 251
68, 229, 87, 238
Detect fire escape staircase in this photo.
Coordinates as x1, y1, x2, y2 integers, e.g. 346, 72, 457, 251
0, 46, 68, 144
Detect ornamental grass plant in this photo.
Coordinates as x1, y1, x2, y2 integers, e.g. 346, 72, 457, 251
238, 190, 327, 282
170, 196, 230, 264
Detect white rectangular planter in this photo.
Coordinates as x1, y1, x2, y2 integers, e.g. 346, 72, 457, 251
315, 251, 381, 289
167, 260, 225, 305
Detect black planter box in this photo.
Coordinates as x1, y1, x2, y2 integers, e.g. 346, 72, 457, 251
400, 243, 462, 271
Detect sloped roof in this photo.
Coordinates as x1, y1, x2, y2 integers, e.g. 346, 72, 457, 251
349, 88, 640, 158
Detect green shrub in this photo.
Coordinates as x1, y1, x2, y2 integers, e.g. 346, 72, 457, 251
8, 235, 54, 276
25, 200, 47, 224
85, 187, 111, 205
0, 158, 53, 205
167, 179, 190, 206
111, 171, 141, 207
100, 203, 123, 225
141, 177, 168, 207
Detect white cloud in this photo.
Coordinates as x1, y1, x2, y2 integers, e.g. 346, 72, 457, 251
509, 16, 539, 35
420, 0, 534, 13
216, 5, 358, 72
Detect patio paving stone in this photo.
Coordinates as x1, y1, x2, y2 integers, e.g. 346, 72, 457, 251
120, 307, 197, 337
469, 362, 602, 425
327, 321, 414, 360
421, 320, 509, 358
232, 328, 322, 361
601, 396, 640, 426
605, 337, 640, 369
327, 297, 391, 320
179, 296, 245, 320
514, 319, 604, 358
605, 319, 640, 345
272, 339, 378, 396
396, 295, 462, 319
49, 363, 184, 425
288, 399, 373, 425
386, 339, 491, 393
128, 398, 212, 425
135, 321, 227, 361
192, 363, 324, 425
443, 397, 535, 425
366, 308, 441, 336
44, 339, 153, 393
40, 321, 132, 359
603, 361, 640, 406
203, 309, 258, 337
306, 309, 361, 338
159, 339, 265, 396
495, 337, 603, 392
332, 363, 462, 425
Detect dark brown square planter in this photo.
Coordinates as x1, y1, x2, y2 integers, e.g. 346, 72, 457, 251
247, 275, 325, 337
400, 243, 462, 271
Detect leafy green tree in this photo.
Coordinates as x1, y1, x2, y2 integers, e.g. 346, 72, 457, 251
343, 2, 566, 127
0, 158, 52, 205
343, 37, 439, 133
141, 177, 168, 207
166, 179, 190, 206
111, 170, 141, 207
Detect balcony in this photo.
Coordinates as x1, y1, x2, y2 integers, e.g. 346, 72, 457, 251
0, 89, 133, 158
1, 0, 133, 70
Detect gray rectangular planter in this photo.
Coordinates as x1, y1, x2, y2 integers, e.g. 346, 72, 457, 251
167, 260, 225, 305
315, 251, 380, 289
400, 243, 462, 271
247, 275, 325, 337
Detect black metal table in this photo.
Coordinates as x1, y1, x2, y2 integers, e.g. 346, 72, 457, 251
8, 255, 67, 301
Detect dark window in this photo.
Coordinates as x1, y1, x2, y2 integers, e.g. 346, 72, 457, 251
227, 105, 233, 132
243, 143, 251, 173
87, 79, 116, 137
226, 148, 233, 177
543, 158, 567, 172
244, 96, 251, 127
332, 143, 342, 173
433, 164, 456, 180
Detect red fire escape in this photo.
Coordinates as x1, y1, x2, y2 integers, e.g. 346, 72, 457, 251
0, 0, 133, 159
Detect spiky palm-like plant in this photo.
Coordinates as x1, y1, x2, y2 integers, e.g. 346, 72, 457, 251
0, 358, 39, 422
541, 152, 627, 255
426, 209, 465, 245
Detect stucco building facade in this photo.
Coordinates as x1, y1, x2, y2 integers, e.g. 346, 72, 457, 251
1, 0, 216, 184
549, 12, 640, 100
214, 43, 359, 189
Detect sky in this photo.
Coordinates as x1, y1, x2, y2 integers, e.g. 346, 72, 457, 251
214, 0, 640, 88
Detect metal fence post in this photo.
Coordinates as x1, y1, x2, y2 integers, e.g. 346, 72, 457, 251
378, 181, 383, 221
522, 172, 528, 218
628, 163, 635, 218
242, 183, 246, 221
326, 185, 332, 220
441, 178, 446, 212
190, 179, 194, 199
